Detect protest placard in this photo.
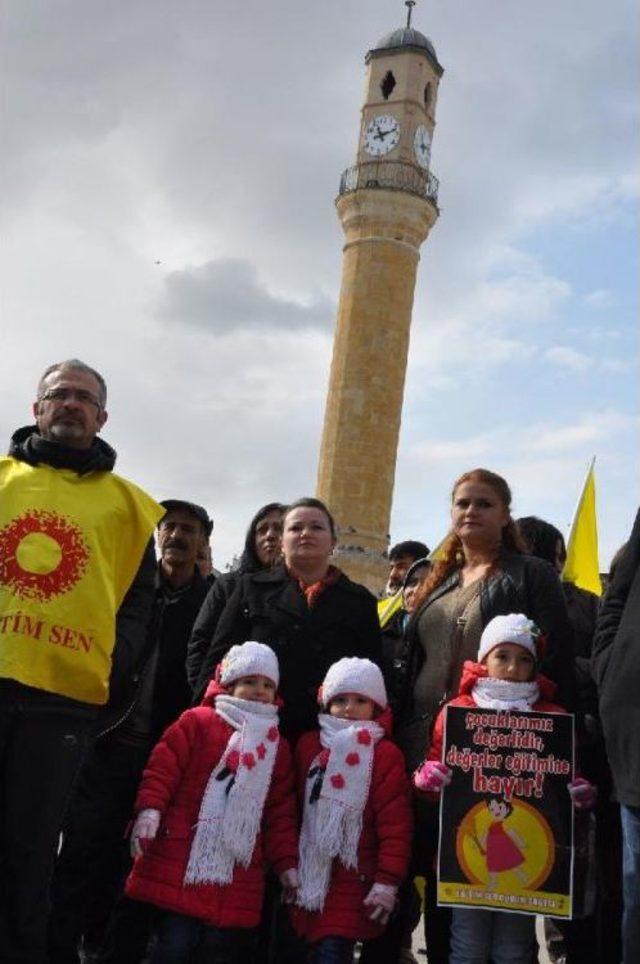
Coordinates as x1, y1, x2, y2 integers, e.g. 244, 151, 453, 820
437, 705, 574, 917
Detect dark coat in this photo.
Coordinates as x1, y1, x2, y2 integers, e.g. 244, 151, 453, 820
125, 682, 298, 928
563, 582, 600, 717
290, 710, 412, 943
592, 508, 640, 807
97, 564, 210, 742
191, 566, 383, 742
186, 572, 241, 696
380, 607, 412, 717
147, 566, 210, 741
398, 551, 576, 770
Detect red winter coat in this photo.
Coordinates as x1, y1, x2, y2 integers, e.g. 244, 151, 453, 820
427, 660, 568, 765
125, 681, 298, 928
291, 708, 413, 943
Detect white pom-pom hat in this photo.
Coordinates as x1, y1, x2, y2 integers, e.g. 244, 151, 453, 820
217, 641, 279, 688
320, 657, 388, 710
477, 613, 540, 664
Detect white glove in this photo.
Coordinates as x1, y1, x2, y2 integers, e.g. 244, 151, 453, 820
130, 808, 161, 857
362, 882, 398, 925
279, 867, 299, 904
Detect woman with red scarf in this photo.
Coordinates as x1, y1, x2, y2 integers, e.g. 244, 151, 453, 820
194, 498, 383, 744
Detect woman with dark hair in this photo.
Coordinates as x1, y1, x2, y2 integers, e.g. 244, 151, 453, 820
186, 503, 285, 694
190, 497, 382, 742
237, 502, 286, 573
397, 469, 575, 964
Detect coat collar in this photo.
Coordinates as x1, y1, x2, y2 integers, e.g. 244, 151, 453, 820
9, 424, 116, 475
155, 562, 206, 601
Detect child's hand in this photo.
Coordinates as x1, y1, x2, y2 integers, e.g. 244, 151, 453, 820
279, 868, 299, 904
414, 761, 452, 794
568, 778, 597, 810
363, 883, 398, 925
130, 808, 161, 857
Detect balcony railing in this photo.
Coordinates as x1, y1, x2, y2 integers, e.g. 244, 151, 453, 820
338, 160, 439, 205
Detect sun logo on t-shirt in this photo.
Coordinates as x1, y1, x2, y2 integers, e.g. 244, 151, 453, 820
0, 510, 90, 602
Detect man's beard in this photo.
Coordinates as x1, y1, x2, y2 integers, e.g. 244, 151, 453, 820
47, 420, 86, 444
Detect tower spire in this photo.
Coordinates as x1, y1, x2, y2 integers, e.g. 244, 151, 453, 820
405, 0, 416, 28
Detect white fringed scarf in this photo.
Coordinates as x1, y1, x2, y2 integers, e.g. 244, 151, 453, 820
472, 677, 540, 711
297, 714, 384, 912
184, 694, 279, 886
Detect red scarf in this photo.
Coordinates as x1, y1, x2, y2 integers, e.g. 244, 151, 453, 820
296, 565, 341, 608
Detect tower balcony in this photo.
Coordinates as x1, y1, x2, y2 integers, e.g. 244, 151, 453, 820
338, 160, 439, 206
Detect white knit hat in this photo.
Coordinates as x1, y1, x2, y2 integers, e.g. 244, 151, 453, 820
477, 613, 539, 663
320, 657, 387, 710
218, 641, 279, 688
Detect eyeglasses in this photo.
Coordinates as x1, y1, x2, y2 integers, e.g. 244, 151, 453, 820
39, 388, 102, 410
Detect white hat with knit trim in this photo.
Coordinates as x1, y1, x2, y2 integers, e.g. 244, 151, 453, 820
218, 641, 279, 688
477, 613, 539, 663
320, 657, 387, 710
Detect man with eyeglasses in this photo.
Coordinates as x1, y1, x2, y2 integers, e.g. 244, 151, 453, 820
0, 359, 163, 963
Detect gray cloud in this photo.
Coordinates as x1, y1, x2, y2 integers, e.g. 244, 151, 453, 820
158, 258, 333, 331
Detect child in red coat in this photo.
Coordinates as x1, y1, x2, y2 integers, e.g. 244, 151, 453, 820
414, 614, 595, 964
126, 641, 298, 964
292, 657, 412, 964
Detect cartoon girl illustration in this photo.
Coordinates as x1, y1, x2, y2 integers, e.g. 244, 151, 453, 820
471, 797, 530, 889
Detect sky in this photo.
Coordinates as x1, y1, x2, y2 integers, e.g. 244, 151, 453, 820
1, 0, 638, 570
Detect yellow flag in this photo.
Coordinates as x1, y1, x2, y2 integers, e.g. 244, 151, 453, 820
377, 591, 403, 628
428, 535, 448, 562
562, 459, 602, 596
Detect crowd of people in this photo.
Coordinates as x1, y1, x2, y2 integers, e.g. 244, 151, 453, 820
0, 358, 637, 964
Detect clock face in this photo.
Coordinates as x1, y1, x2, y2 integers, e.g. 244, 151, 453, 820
413, 124, 432, 169
363, 114, 400, 157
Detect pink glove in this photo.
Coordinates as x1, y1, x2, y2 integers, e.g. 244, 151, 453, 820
279, 868, 299, 904
568, 778, 597, 810
363, 883, 398, 925
130, 808, 161, 857
414, 761, 452, 794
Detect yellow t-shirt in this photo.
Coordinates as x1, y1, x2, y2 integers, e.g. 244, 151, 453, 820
0, 457, 163, 704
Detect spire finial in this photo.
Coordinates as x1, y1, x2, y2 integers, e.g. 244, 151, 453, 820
405, 0, 416, 28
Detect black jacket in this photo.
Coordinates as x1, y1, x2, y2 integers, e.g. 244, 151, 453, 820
592, 508, 640, 807
8, 426, 157, 715
191, 565, 383, 742
186, 571, 242, 694
147, 565, 210, 740
401, 551, 576, 735
380, 607, 412, 716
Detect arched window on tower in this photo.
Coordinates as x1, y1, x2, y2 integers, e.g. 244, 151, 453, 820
424, 82, 432, 109
381, 71, 396, 100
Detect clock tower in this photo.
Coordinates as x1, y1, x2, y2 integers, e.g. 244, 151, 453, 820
316, 5, 443, 592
